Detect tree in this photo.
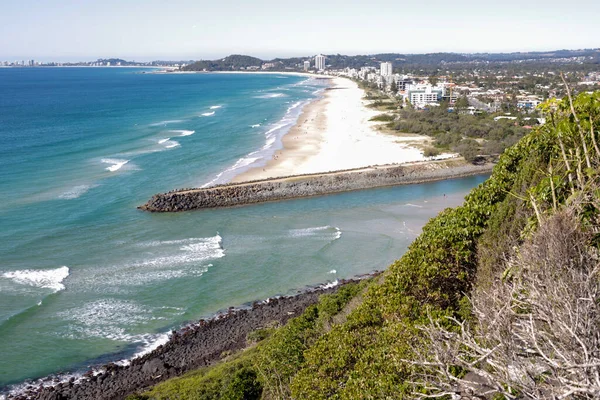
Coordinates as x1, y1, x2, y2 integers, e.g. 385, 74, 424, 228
455, 95, 469, 109
390, 80, 398, 94
429, 75, 439, 86
454, 139, 479, 162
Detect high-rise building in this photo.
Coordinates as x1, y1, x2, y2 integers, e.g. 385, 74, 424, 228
380, 62, 393, 77
315, 54, 326, 71
303, 60, 310, 71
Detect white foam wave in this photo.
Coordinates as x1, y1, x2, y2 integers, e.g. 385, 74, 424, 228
254, 93, 285, 99
133, 235, 225, 267
170, 130, 195, 136
404, 203, 423, 208
329, 269, 337, 274
58, 184, 97, 200
250, 124, 261, 128
334, 227, 342, 240
322, 280, 339, 289
102, 158, 129, 172
289, 226, 342, 240
201, 111, 215, 117
157, 138, 180, 149
209, 105, 222, 109
58, 299, 157, 341
56, 299, 187, 349
1, 266, 69, 292
132, 333, 170, 359
292, 78, 314, 87
149, 119, 184, 126
202, 156, 260, 187
201, 99, 308, 186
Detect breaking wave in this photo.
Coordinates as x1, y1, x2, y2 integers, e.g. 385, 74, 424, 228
1, 266, 70, 293
101, 158, 130, 172
169, 130, 195, 136
288, 226, 342, 240
201, 100, 308, 187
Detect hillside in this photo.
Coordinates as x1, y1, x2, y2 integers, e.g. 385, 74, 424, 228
127, 91, 600, 399
179, 49, 600, 72
182, 55, 263, 71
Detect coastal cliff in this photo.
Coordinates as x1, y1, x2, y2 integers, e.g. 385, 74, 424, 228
139, 159, 493, 212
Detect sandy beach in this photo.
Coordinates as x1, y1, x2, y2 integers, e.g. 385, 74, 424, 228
232, 77, 431, 183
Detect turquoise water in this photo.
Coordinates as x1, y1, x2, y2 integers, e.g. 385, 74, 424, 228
0, 68, 488, 389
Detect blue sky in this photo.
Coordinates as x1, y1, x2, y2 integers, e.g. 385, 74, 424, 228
1, 0, 599, 61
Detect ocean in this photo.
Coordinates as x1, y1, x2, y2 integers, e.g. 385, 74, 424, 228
0, 67, 487, 390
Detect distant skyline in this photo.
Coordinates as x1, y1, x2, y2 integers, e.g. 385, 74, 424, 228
1, 0, 599, 62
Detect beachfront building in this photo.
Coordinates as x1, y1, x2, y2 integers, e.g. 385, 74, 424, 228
304, 60, 310, 71
405, 83, 445, 107
358, 67, 376, 80
380, 62, 393, 77
315, 54, 326, 71
342, 67, 359, 79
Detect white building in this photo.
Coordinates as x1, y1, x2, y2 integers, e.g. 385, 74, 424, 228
315, 54, 326, 71
380, 62, 393, 77
406, 84, 444, 106
303, 60, 310, 71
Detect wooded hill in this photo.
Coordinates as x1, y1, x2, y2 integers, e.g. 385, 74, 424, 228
183, 55, 263, 71
180, 49, 600, 71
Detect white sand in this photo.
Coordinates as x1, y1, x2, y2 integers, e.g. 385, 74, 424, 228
232, 77, 431, 183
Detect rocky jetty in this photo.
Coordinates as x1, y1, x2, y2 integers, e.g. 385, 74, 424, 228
139, 160, 494, 212
9, 275, 377, 400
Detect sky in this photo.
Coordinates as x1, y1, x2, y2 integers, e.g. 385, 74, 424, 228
1, 0, 599, 62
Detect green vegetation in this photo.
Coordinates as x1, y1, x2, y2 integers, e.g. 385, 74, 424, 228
369, 113, 395, 122
183, 55, 263, 71
389, 104, 528, 160
136, 91, 600, 399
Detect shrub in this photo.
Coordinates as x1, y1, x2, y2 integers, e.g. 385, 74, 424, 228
369, 113, 395, 122
423, 146, 441, 157
220, 367, 262, 400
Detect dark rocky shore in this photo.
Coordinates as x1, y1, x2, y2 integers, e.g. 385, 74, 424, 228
139, 160, 494, 212
9, 275, 378, 400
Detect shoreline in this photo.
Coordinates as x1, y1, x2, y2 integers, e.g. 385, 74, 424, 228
232, 76, 437, 183
198, 75, 331, 187
5, 273, 379, 400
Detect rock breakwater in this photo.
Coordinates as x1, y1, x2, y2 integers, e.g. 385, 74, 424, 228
139, 160, 493, 212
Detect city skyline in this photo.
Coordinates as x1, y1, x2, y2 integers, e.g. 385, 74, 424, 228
1, 0, 599, 62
